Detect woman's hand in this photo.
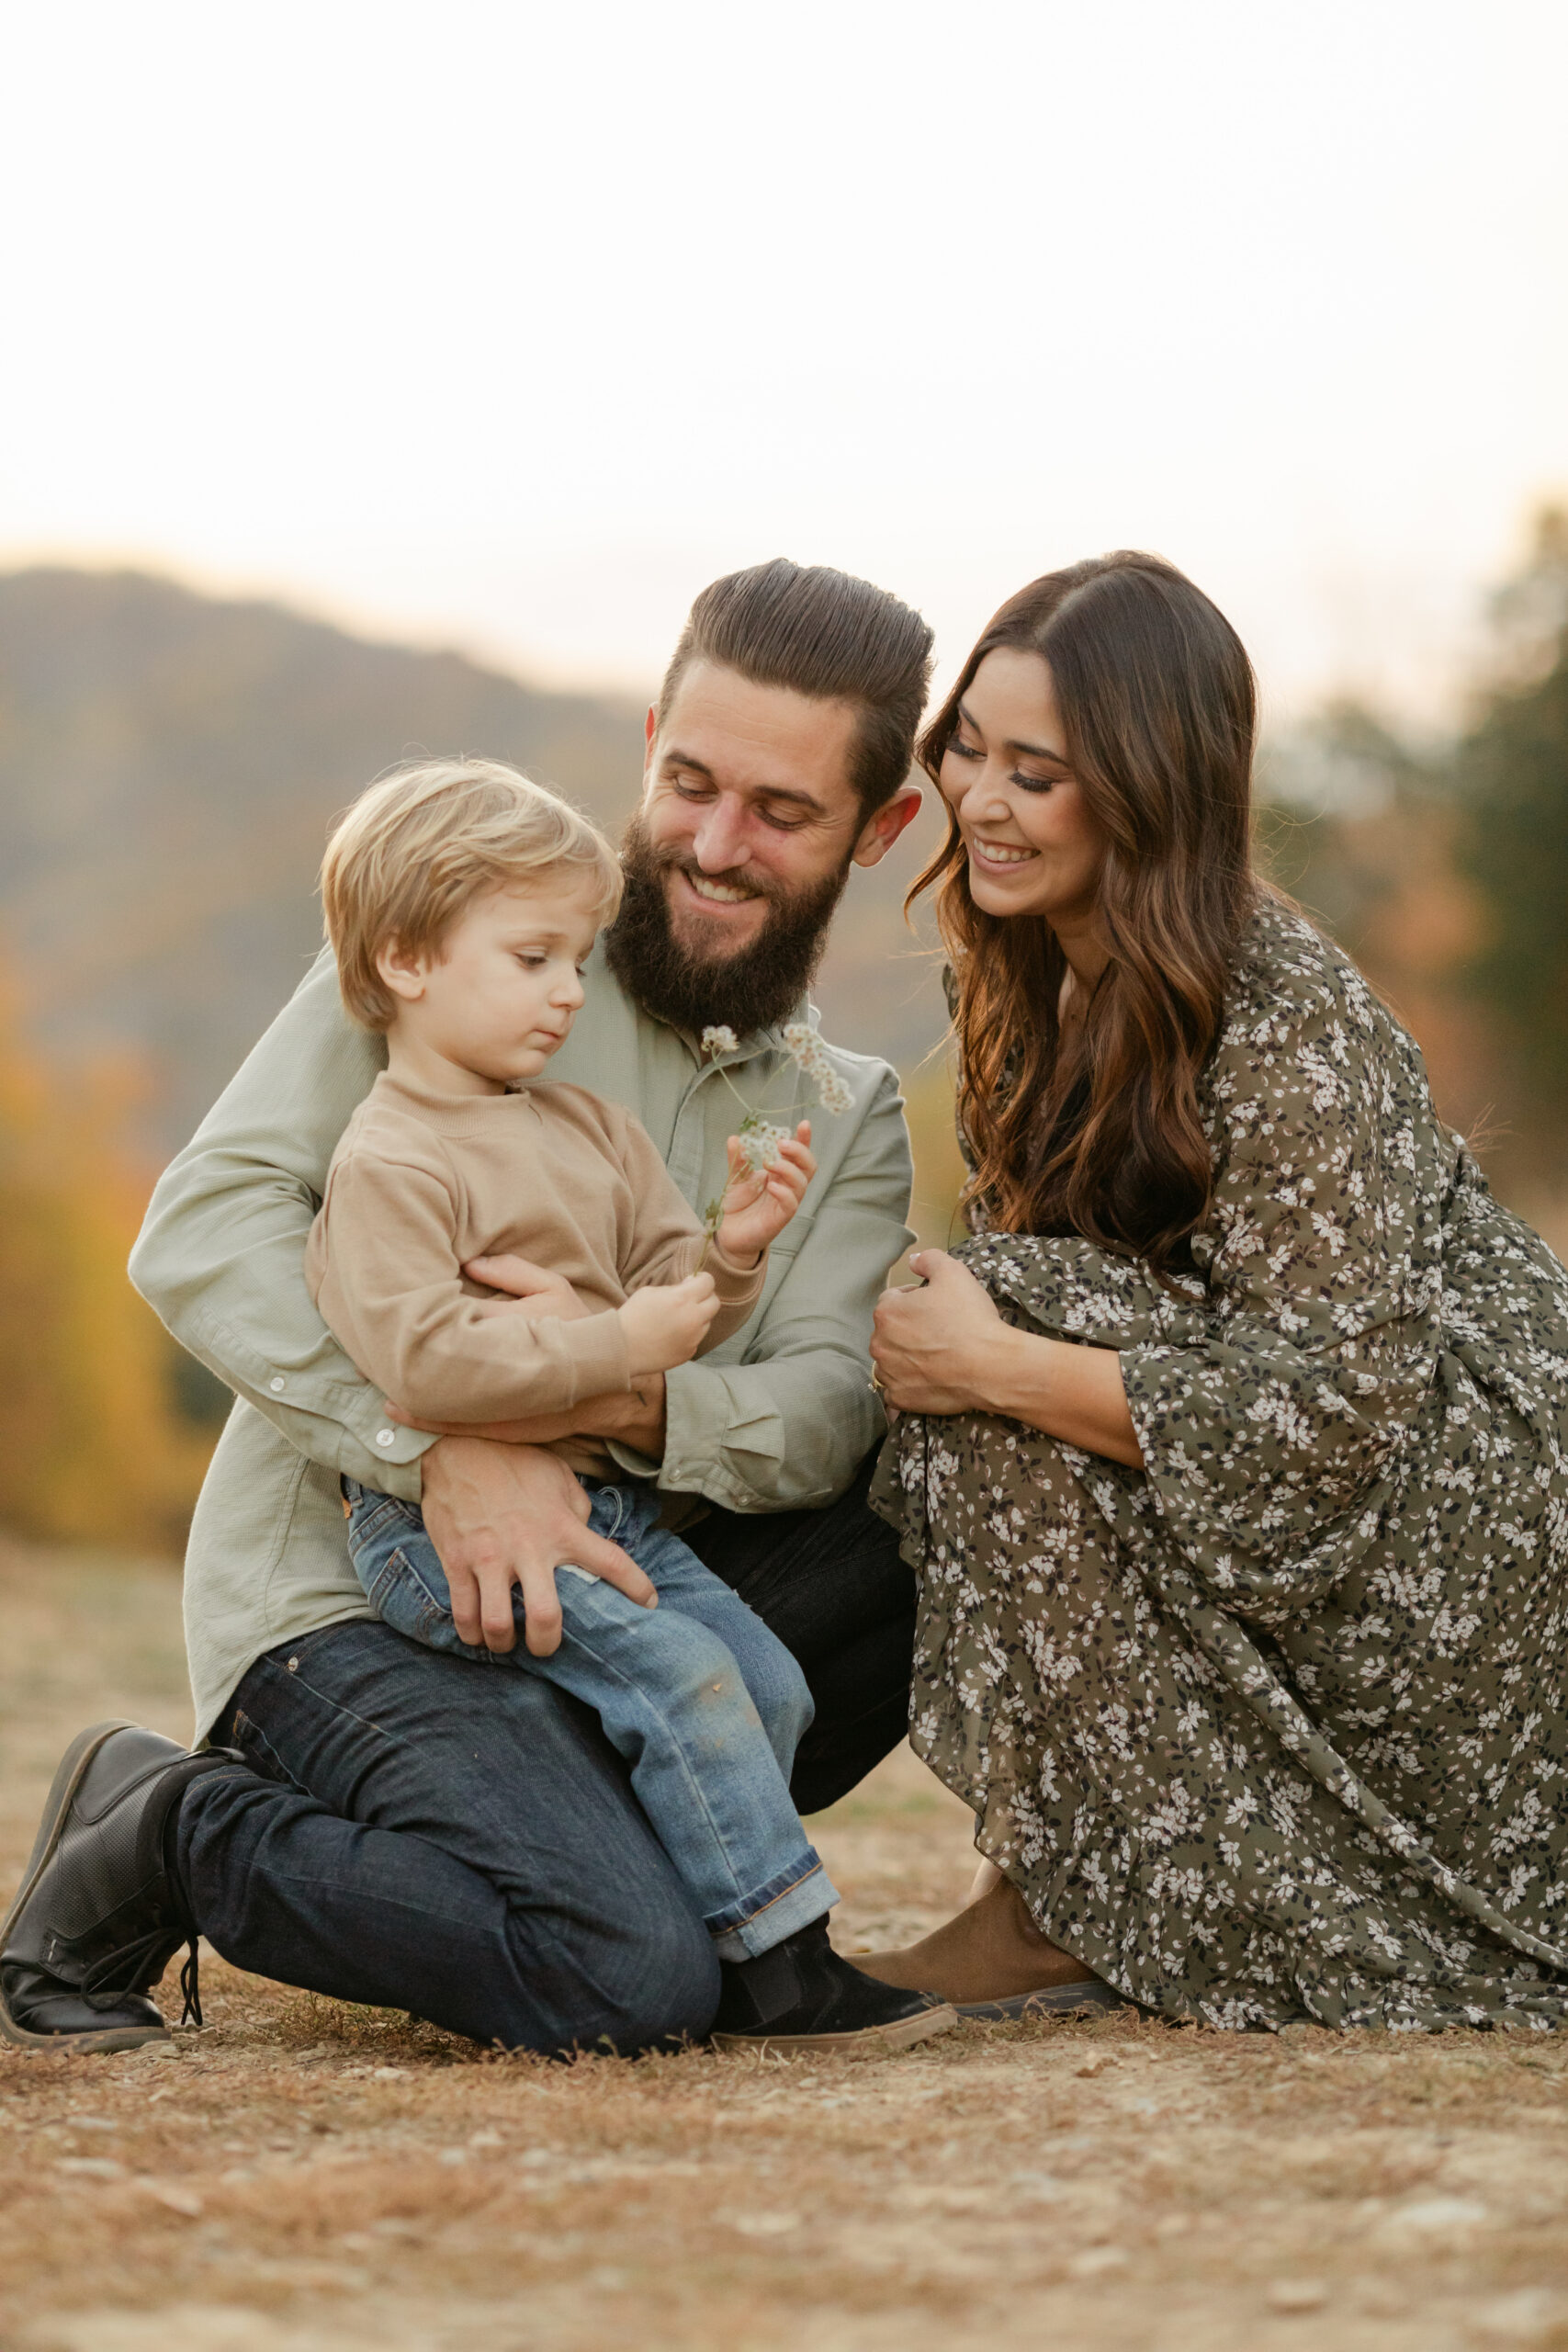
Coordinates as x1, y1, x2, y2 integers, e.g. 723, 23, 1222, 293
872, 1250, 1145, 1464
870, 1250, 1005, 1413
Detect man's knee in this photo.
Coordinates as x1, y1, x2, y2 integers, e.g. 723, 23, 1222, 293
617, 1908, 720, 2052
525, 1897, 720, 2055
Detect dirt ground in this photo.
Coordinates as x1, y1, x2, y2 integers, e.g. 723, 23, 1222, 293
1, 1540, 1566, 2352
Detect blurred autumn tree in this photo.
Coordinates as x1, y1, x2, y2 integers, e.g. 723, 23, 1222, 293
0, 980, 211, 1548
1449, 507, 1568, 1165
1257, 704, 1496, 1156
1250, 509, 1568, 1231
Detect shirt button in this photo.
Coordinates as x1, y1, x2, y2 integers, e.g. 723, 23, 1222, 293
376, 1428, 396, 1448
269, 1376, 287, 1394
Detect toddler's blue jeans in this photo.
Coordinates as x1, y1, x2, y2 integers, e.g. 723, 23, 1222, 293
343, 1477, 837, 1961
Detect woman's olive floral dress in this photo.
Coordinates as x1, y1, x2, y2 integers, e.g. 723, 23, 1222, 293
871, 902, 1568, 2030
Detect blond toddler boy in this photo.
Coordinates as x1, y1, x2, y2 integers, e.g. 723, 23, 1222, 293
304, 759, 951, 2053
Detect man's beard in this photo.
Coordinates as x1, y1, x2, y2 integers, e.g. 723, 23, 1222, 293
604, 813, 850, 1040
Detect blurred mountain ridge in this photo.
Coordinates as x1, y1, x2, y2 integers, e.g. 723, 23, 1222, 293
0, 567, 654, 1150
0, 566, 953, 1159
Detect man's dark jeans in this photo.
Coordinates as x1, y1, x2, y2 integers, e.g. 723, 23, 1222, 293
682, 1451, 915, 1818
176, 1453, 915, 2056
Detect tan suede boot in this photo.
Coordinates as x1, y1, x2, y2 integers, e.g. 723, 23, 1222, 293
854, 1875, 1109, 2008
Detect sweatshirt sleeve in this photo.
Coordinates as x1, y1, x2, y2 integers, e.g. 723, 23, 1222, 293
310, 1148, 632, 1422
612, 1109, 766, 1351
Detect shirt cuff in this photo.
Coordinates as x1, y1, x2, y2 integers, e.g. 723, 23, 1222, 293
604, 1439, 663, 1482
658, 1359, 788, 1509
705, 1235, 768, 1311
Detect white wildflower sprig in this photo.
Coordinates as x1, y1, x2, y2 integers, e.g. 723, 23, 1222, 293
700, 1013, 852, 1128
781, 1021, 853, 1114
694, 1014, 850, 1265
738, 1114, 793, 1173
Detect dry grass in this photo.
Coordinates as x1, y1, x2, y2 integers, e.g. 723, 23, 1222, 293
2, 1539, 1566, 2352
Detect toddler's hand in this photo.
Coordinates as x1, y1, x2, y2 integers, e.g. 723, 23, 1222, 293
617, 1272, 720, 1376
716, 1122, 816, 1265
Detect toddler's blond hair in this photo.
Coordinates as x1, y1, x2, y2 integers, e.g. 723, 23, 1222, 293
321, 758, 624, 1031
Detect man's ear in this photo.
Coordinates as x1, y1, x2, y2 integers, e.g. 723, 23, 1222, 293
375, 937, 429, 1005
851, 782, 924, 870
643, 704, 658, 782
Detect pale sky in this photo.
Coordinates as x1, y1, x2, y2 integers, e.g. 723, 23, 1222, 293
6, 0, 1566, 726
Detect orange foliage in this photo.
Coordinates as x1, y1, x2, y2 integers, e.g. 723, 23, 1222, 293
0, 978, 213, 1550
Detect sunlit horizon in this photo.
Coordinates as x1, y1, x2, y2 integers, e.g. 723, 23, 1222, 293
6, 0, 1566, 728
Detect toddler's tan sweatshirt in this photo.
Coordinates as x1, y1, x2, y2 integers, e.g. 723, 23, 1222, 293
305, 1071, 765, 1477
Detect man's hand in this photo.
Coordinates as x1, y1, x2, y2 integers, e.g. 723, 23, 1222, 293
466, 1254, 589, 1321
420, 1436, 655, 1657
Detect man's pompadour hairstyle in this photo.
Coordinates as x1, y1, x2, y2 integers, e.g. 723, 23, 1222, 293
656, 558, 934, 816
321, 756, 622, 1032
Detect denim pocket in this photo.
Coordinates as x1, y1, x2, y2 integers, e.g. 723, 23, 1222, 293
584, 1478, 662, 1550
359, 1544, 458, 1647
347, 1489, 426, 1553
229, 1703, 311, 1795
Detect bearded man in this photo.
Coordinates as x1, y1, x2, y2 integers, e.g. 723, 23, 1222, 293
0, 560, 936, 2059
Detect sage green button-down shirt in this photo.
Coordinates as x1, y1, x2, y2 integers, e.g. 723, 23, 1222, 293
130, 944, 915, 1738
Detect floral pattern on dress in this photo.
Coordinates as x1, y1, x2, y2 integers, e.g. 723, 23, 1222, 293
872, 901, 1568, 2030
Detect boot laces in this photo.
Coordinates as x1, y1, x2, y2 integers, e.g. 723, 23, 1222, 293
79, 1928, 203, 2028
178, 1941, 203, 2030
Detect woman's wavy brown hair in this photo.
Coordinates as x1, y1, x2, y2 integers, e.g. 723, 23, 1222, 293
912, 551, 1258, 1271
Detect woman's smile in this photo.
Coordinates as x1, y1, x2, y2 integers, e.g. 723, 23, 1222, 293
966, 837, 1038, 869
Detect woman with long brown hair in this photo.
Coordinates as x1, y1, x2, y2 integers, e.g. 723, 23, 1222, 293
862, 551, 1568, 2030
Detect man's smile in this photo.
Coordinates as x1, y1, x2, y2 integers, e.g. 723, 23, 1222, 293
677, 869, 764, 908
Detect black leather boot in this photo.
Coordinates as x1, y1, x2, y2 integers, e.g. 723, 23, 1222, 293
0, 1721, 237, 2054
711, 1917, 955, 2054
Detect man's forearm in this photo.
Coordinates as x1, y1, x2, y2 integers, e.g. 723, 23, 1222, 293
388, 1374, 669, 1460
611, 1376, 669, 1458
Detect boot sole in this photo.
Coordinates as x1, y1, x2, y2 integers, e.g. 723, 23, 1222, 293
712, 2001, 957, 2058
957, 1980, 1130, 2021
0, 1721, 174, 2055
